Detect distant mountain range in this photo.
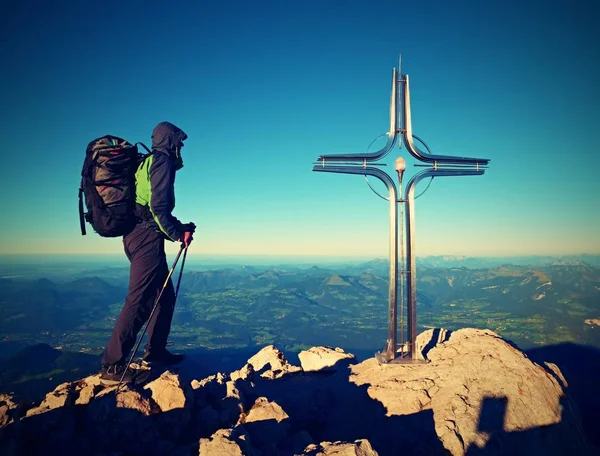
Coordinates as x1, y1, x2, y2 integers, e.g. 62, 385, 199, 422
1, 261, 598, 337
0, 258, 599, 403
365, 254, 600, 270
0, 276, 126, 335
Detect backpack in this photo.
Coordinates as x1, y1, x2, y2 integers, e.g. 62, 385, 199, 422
78, 135, 150, 237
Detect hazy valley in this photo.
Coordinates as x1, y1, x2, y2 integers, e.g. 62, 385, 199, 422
1, 254, 599, 401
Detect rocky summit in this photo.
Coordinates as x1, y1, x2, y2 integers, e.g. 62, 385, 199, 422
0, 328, 593, 455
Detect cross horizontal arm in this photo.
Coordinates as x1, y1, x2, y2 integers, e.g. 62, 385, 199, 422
402, 75, 490, 167
312, 164, 398, 193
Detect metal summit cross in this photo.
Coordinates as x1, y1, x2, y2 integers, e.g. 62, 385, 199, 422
312, 57, 490, 364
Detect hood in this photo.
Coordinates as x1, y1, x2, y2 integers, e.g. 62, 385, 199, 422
151, 122, 188, 158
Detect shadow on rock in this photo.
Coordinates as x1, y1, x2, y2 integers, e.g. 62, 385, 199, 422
465, 395, 594, 456
7, 391, 196, 456
420, 328, 452, 359
242, 367, 448, 456
526, 342, 600, 451
1, 334, 596, 456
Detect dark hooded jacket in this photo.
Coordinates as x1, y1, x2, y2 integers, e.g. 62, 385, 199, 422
134, 122, 188, 242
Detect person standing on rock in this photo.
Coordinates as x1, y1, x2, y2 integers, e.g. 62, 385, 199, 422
99, 121, 196, 385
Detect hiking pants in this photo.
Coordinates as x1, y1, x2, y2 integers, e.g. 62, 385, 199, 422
101, 225, 176, 366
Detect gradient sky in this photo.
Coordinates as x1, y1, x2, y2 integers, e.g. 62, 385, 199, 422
1, 0, 598, 259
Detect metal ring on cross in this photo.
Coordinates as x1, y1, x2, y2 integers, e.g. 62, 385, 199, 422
364, 133, 433, 201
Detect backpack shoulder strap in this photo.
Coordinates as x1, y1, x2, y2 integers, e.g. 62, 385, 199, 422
78, 184, 86, 236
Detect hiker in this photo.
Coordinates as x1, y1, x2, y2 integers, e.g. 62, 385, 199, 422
99, 121, 196, 385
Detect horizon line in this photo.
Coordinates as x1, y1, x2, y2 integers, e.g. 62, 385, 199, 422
1, 253, 599, 258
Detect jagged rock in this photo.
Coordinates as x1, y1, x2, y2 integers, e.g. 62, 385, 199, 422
298, 346, 356, 372
24, 374, 105, 413
240, 396, 290, 449
20, 381, 77, 443
87, 387, 152, 422
80, 373, 103, 387
0, 393, 19, 429
199, 427, 255, 456
244, 357, 342, 435
350, 328, 587, 455
25, 381, 74, 417
299, 439, 379, 455
0, 330, 592, 456
144, 370, 194, 439
75, 375, 104, 405
0, 393, 21, 454
417, 327, 451, 356
230, 363, 255, 382
144, 370, 193, 412
86, 387, 159, 449
113, 387, 155, 415
76, 383, 102, 406
191, 372, 228, 409
247, 345, 286, 371
192, 372, 228, 389
543, 362, 569, 388
219, 381, 246, 427
246, 345, 302, 379
242, 396, 289, 424
190, 373, 246, 429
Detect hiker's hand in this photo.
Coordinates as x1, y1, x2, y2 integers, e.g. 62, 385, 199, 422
183, 222, 196, 234
181, 231, 193, 248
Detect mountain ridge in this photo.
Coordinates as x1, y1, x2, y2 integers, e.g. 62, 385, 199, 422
0, 328, 593, 455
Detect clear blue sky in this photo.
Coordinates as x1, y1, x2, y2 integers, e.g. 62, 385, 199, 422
1, 0, 598, 259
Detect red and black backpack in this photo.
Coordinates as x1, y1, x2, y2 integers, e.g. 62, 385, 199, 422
78, 135, 150, 237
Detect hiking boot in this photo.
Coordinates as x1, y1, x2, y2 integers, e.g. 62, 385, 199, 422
142, 349, 185, 366
99, 364, 138, 385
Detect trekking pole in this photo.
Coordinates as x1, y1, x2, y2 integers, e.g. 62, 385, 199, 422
165, 246, 188, 350
173, 224, 194, 301
117, 245, 185, 390
174, 245, 188, 300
